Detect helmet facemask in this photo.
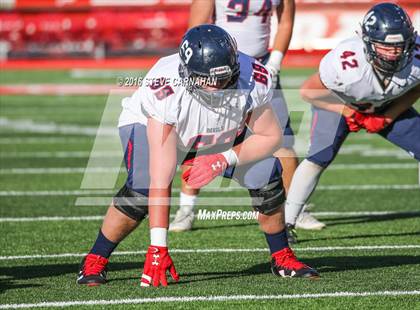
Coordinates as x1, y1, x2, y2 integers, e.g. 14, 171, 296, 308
178, 24, 242, 110
360, 3, 416, 76
179, 57, 241, 109
363, 32, 416, 75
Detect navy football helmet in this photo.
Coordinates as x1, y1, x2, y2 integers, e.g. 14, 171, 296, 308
361, 3, 416, 74
178, 24, 240, 107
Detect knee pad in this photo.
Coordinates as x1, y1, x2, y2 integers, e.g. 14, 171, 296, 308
248, 179, 286, 215
113, 185, 148, 222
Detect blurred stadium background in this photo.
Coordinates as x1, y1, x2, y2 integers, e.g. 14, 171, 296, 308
1, 1, 420, 308
0, 0, 418, 67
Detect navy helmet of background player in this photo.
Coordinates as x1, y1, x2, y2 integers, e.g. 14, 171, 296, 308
361, 2, 416, 75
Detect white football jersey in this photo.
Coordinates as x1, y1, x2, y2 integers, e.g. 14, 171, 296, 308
118, 52, 273, 152
319, 35, 420, 113
215, 0, 282, 58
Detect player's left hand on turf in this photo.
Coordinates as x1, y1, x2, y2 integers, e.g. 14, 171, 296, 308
361, 114, 392, 133
182, 154, 228, 189
140, 245, 179, 287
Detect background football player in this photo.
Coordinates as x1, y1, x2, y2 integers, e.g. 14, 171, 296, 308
284, 3, 419, 240
169, 0, 325, 236
77, 25, 319, 287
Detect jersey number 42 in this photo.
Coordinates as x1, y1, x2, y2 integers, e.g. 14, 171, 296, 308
340, 51, 359, 70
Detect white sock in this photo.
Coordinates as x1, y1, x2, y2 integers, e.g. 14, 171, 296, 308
179, 192, 197, 214
285, 159, 324, 225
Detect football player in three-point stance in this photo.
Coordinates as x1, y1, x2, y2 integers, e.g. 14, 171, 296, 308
284, 3, 419, 233
169, 0, 325, 236
77, 25, 319, 287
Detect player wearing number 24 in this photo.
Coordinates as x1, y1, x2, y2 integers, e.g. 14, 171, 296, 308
76, 24, 319, 287
284, 3, 420, 229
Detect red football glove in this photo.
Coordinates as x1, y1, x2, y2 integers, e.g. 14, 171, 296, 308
182, 154, 228, 189
344, 109, 366, 132
361, 114, 391, 133
140, 245, 179, 287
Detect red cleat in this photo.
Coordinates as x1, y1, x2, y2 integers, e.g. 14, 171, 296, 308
77, 253, 109, 286
271, 247, 320, 279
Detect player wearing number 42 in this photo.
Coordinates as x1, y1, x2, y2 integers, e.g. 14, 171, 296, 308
77, 24, 319, 287
284, 3, 420, 229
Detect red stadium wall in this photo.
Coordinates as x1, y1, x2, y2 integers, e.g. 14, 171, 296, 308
0, 0, 418, 69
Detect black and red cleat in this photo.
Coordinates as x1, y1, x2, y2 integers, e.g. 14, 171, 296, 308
77, 253, 109, 286
271, 247, 320, 279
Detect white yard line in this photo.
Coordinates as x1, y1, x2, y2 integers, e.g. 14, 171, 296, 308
0, 188, 240, 197
0, 118, 115, 136
0, 167, 122, 174
317, 184, 420, 190
70, 69, 142, 79
0, 84, 134, 95
74, 197, 251, 206
2, 211, 419, 223
0, 190, 115, 196
0, 151, 121, 158
1, 163, 417, 174
1, 291, 420, 309
1, 245, 420, 261
0, 184, 418, 197
0, 214, 178, 222
327, 163, 417, 170
312, 211, 420, 216
338, 144, 411, 159
0, 216, 104, 222
0, 137, 92, 144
